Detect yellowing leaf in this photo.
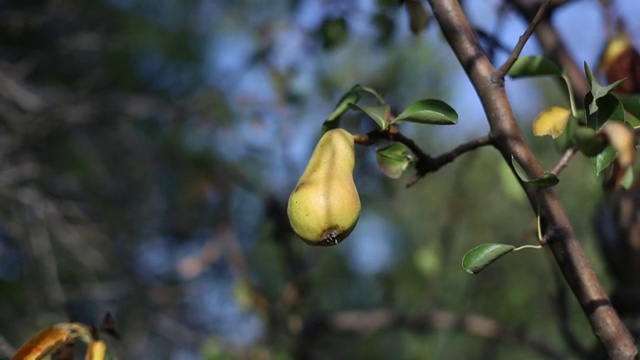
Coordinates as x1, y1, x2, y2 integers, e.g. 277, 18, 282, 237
597, 122, 637, 189
12, 325, 72, 360
599, 121, 636, 168
58, 323, 94, 344
532, 107, 571, 138
12, 323, 94, 360
85, 340, 107, 360
598, 33, 632, 73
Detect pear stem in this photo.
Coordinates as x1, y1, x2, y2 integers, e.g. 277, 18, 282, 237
513, 244, 543, 251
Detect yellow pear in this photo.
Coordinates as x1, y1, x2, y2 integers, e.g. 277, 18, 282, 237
287, 128, 361, 246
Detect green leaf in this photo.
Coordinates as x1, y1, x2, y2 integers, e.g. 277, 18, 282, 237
621, 167, 635, 190
554, 112, 579, 152
349, 103, 390, 130
584, 62, 627, 117
591, 145, 616, 176
624, 111, 640, 129
574, 126, 606, 156
498, 161, 527, 203
586, 93, 625, 129
394, 99, 458, 125
462, 243, 516, 274
508, 56, 563, 78
325, 84, 362, 123
528, 173, 559, 189
358, 85, 386, 104
375, 143, 411, 179
619, 95, 640, 128
511, 156, 560, 189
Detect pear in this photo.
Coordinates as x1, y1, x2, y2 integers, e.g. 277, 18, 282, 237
287, 128, 361, 246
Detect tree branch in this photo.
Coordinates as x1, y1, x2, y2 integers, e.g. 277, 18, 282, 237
354, 127, 492, 187
550, 147, 578, 176
508, 0, 590, 104
404, 133, 492, 187
427, 1, 637, 358
493, 0, 552, 82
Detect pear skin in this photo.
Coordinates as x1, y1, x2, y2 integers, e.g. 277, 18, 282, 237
287, 128, 361, 246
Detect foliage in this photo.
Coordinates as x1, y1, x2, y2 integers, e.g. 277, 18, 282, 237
2, 0, 640, 359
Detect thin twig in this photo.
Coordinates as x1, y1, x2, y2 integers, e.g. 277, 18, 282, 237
354, 127, 492, 187
492, 0, 553, 82
404, 134, 492, 187
508, 0, 589, 102
550, 147, 578, 176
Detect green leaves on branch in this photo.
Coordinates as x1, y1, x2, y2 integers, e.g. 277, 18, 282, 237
323, 84, 458, 131
584, 62, 626, 106
322, 85, 458, 179
619, 95, 640, 128
323, 84, 363, 132
462, 159, 548, 274
462, 206, 547, 275
325, 85, 361, 123
462, 243, 515, 274
322, 84, 387, 131
592, 146, 617, 176
511, 156, 559, 190
349, 104, 391, 130
395, 99, 458, 125
574, 127, 606, 157
375, 143, 412, 179
553, 112, 579, 152
514, 57, 638, 189
462, 243, 542, 275
508, 56, 563, 78
582, 63, 637, 187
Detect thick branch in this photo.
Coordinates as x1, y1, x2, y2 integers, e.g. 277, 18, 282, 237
428, 1, 637, 359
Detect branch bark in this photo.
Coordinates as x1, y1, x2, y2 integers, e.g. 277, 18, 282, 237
427, 1, 637, 358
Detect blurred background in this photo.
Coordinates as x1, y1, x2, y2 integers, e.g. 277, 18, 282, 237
1, 0, 640, 359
